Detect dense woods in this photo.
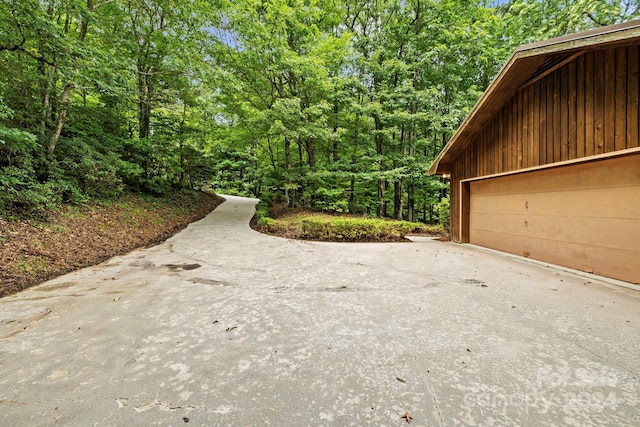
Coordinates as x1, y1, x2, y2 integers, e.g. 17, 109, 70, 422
1, 0, 637, 222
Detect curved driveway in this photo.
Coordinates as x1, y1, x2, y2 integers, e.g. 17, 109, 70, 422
1, 195, 639, 426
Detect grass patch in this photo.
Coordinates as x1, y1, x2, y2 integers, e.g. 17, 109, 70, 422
253, 210, 445, 242
62, 206, 87, 220
13, 256, 50, 275
54, 224, 70, 233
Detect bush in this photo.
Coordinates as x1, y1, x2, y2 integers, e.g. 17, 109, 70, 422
257, 216, 276, 228
252, 204, 446, 241
313, 186, 349, 213
0, 126, 58, 215
296, 216, 441, 241
435, 196, 450, 228
55, 137, 124, 200
0, 166, 60, 215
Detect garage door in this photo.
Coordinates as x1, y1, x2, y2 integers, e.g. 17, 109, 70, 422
469, 153, 640, 284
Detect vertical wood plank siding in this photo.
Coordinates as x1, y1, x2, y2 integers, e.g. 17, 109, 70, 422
449, 45, 640, 242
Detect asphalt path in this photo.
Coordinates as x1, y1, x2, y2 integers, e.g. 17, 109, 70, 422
1, 195, 639, 426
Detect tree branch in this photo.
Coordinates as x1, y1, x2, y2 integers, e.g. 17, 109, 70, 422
93, 0, 116, 10
0, 8, 54, 66
585, 12, 606, 27
0, 43, 55, 66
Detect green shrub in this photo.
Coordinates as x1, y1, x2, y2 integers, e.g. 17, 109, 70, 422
257, 216, 276, 227
55, 137, 124, 200
301, 217, 403, 241
253, 207, 445, 241
0, 126, 59, 215
313, 187, 349, 213
435, 196, 450, 228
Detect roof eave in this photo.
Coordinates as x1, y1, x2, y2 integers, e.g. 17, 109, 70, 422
427, 19, 640, 177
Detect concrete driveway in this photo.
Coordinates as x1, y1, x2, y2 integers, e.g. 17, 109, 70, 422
1, 195, 639, 426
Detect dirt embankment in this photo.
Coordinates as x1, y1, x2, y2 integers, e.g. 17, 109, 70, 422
0, 192, 224, 297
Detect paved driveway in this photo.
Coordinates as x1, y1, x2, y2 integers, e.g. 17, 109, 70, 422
1, 195, 639, 426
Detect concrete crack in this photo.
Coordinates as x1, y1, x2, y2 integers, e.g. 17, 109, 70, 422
115, 397, 214, 413
425, 382, 443, 426
554, 333, 640, 380
1, 309, 52, 338
0, 400, 33, 406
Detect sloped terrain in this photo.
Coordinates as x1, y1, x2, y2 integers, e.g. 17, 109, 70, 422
0, 192, 223, 297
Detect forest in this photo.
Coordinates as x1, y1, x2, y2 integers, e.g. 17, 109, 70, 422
1, 0, 638, 224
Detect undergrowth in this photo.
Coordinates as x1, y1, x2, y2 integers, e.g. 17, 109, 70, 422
252, 206, 445, 242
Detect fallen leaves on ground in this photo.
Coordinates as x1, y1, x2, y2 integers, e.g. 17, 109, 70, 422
0, 192, 223, 297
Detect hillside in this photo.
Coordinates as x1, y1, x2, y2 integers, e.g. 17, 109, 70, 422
0, 192, 223, 297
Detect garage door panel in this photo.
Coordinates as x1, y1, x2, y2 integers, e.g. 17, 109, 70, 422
472, 154, 640, 196
471, 186, 640, 218
468, 153, 640, 284
470, 230, 638, 283
471, 214, 640, 253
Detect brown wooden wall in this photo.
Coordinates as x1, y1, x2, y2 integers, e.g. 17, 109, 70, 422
450, 44, 640, 242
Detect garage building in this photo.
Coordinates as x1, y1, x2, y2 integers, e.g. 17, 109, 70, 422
428, 20, 640, 284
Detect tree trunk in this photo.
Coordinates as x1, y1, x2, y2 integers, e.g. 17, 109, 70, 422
394, 179, 404, 220
375, 116, 384, 217
306, 138, 316, 172
378, 180, 386, 217
394, 181, 400, 219
38, 52, 54, 138
407, 120, 416, 222
378, 180, 385, 217
332, 102, 339, 162
137, 72, 152, 139
407, 181, 415, 222
296, 140, 304, 206
348, 173, 355, 213
266, 136, 277, 171
284, 137, 291, 173
284, 137, 292, 207
47, 83, 72, 155
178, 104, 187, 186
423, 201, 427, 223
179, 140, 185, 185
40, 68, 54, 139
37, 7, 56, 138
47, 0, 99, 154
294, 140, 302, 168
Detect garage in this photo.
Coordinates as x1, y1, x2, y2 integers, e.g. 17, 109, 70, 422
428, 20, 640, 285
467, 152, 640, 283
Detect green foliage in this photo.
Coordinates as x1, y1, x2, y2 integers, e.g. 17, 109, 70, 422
208, 146, 262, 196
0, 166, 59, 215
300, 217, 392, 241
0, 124, 55, 215
257, 212, 445, 241
313, 186, 349, 213
55, 137, 124, 200
257, 216, 276, 228
251, 201, 275, 229
435, 196, 451, 229
501, 0, 639, 41
2, 0, 634, 220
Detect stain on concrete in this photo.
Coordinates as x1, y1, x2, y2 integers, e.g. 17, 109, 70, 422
164, 263, 201, 271
34, 282, 78, 292
188, 278, 232, 286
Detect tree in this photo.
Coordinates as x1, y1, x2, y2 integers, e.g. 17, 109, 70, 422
0, 0, 119, 155
2, 0, 634, 221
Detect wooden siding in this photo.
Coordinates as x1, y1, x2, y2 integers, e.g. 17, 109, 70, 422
450, 45, 640, 242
